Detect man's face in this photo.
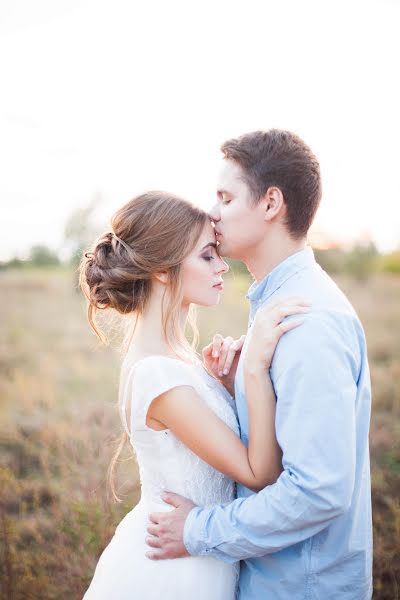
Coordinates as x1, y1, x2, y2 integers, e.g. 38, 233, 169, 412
208, 159, 266, 261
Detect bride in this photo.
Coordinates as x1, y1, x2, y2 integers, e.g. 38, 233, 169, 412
79, 191, 308, 600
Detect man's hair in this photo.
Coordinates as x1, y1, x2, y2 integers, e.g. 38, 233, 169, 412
221, 129, 322, 239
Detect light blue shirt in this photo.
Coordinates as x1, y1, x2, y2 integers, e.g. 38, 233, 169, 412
184, 247, 373, 599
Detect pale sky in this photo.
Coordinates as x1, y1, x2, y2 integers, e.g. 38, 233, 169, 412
1, 0, 399, 260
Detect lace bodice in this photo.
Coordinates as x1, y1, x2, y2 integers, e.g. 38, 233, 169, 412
119, 355, 239, 510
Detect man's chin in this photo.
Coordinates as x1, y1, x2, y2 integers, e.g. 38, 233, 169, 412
218, 244, 235, 260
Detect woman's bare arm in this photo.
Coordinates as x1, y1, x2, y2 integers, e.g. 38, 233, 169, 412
148, 297, 310, 492
148, 374, 277, 492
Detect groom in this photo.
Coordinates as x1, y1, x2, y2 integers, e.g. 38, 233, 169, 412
146, 130, 373, 599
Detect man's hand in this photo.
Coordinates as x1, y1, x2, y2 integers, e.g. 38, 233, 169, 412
202, 334, 246, 396
146, 492, 196, 560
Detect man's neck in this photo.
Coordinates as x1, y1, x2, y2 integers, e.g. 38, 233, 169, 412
244, 232, 307, 283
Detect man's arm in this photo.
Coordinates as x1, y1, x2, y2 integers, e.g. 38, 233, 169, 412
183, 312, 361, 562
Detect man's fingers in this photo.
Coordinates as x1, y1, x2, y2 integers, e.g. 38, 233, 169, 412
146, 523, 159, 536
146, 550, 165, 560
161, 491, 185, 508
148, 512, 162, 525
146, 535, 162, 548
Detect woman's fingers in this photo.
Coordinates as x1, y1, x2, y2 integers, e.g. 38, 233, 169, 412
219, 341, 236, 376
212, 334, 224, 358
220, 334, 247, 375
217, 336, 234, 374
274, 305, 310, 321
277, 318, 305, 334
254, 299, 310, 325
254, 304, 310, 331
202, 334, 246, 377
202, 342, 213, 360
264, 296, 311, 311
235, 334, 246, 350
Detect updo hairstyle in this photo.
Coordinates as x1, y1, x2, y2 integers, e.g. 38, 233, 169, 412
79, 191, 208, 355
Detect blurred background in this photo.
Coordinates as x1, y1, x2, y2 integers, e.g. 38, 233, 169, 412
1, 0, 399, 598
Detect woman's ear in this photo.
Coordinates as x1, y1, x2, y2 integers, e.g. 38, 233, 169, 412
153, 271, 169, 285
262, 186, 286, 222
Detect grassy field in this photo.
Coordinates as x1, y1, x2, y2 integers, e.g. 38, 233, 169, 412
0, 267, 399, 599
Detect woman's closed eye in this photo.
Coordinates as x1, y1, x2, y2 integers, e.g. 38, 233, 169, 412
203, 255, 215, 261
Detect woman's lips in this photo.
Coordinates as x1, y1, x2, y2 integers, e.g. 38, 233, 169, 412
213, 282, 224, 290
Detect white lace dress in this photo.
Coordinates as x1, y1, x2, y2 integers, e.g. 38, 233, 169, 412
83, 355, 239, 600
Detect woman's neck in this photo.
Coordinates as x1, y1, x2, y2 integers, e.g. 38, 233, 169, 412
126, 284, 189, 358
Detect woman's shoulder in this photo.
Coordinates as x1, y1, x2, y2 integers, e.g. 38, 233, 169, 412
123, 353, 198, 380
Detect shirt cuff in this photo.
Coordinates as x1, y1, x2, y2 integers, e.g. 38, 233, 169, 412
183, 505, 213, 556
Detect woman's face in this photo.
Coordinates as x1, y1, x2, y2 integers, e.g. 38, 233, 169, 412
181, 220, 229, 307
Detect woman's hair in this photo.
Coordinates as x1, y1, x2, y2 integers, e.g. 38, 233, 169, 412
79, 190, 209, 500
80, 190, 208, 354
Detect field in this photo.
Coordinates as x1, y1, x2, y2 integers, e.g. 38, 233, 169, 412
0, 267, 399, 599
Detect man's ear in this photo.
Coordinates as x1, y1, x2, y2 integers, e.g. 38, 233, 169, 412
153, 271, 169, 285
262, 186, 286, 222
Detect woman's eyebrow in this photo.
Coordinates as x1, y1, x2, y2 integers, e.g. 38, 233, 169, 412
201, 242, 218, 250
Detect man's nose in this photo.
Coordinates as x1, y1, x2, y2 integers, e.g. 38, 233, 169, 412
217, 258, 229, 274
208, 202, 220, 222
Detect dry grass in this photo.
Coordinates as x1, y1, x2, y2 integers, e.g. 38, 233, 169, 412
0, 267, 399, 599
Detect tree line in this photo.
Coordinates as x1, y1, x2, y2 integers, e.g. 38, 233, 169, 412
1, 202, 399, 280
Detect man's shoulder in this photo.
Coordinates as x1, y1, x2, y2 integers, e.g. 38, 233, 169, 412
281, 262, 358, 320
270, 308, 364, 387
270, 264, 366, 360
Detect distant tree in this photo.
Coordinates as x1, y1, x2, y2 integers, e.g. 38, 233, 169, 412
344, 242, 379, 281
314, 247, 347, 274
381, 250, 400, 275
0, 257, 25, 270
29, 245, 60, 267
315, 241, 380, 281
63, 196, 102, 267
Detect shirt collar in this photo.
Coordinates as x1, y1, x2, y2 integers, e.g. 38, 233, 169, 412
246, 246, 316, 305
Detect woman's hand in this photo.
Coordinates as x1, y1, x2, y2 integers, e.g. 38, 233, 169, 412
245, 297, 311, 371
202, 334, 246, 396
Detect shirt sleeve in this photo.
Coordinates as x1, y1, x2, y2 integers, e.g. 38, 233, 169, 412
183, 312, 362, 562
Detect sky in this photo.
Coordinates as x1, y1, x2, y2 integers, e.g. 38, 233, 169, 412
0, 0, 399, 260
